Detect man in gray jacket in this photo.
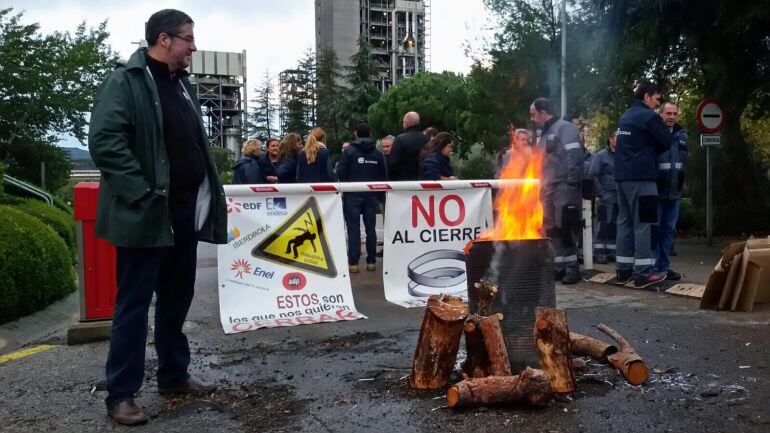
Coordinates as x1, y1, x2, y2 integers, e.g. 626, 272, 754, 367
656, 102, 687, 280
530, 98, 584, 284
589, 129, 619, 264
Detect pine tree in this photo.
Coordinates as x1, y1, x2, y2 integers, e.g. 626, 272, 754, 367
280, 49, 316, 136
345, 36, 381, 131
247, 70, 277, 140
315, 47, 346, 151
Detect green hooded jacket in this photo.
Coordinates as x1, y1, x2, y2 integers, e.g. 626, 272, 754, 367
88, 48, 227, 247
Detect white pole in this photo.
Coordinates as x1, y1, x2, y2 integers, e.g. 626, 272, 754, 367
582, 199, 593, 270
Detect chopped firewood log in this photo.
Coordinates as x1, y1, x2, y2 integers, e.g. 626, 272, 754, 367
462, 314, 512, 378
473, 279, 498, 316
534, 307, 574, 393
569, 332, 618, 362
571, 357, 588, 371
447, 367, 554, 408
597, 323, 649, 385
410, 295, 468, 389
461, 319, 489, 378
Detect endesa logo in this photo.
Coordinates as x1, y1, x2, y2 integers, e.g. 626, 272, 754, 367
266, 197, 287, 216
282, 272, 307, 291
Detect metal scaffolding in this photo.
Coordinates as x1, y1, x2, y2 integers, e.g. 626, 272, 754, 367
188, 50, 247, 156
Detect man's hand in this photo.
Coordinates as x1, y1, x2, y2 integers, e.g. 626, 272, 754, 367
266, 176, 278, 183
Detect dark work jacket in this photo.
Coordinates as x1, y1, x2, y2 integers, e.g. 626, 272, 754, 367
389, 125, 429, 180
337, 138, 387, 197
257, 154, 278, 183
296, 148, 334, 182
88, 48, 227, 247
615, 100, 672, 182
537, 117, 584, 190
589, 147, 617, 203
275, 156, 297, 183
232, 156, 262, 184
419, 153, 453, 180
657, 124, 688, 200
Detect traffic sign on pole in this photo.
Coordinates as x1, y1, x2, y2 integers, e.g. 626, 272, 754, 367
696, 99, 725, 133
700, 134, 721, 147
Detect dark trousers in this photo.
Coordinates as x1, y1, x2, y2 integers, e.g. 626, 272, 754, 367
656, 198, 679, 272
343, 193, 378, 265
105, 205, 198, 408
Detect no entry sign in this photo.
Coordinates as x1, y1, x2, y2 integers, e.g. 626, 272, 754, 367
696, 99, 725, 133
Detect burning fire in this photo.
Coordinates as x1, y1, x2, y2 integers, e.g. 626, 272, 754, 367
483, 142, 544, 240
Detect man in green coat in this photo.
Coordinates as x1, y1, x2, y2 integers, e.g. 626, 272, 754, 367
88, 9, 226, 426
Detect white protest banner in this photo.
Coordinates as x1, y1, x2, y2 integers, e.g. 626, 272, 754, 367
383, 188, 493, 307
218, 188, 365, 334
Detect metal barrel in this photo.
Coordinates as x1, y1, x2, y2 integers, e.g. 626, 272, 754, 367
466, 239, 555, 372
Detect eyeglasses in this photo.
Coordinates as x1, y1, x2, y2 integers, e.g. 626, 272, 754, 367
169, 33, 195, 44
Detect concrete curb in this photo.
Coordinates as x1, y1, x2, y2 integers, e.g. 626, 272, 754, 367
0, 292, 79, 355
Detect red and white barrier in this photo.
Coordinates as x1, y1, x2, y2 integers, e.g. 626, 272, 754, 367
223, 179, 539, 195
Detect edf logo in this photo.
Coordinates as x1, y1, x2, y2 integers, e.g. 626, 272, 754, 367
242, 201, 262, 210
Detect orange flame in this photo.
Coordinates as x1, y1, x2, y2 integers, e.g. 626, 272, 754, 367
483, 143, 544, 240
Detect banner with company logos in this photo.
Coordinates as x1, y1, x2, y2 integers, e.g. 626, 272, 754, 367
218, 190, 365, 334
383, 188, 493, 308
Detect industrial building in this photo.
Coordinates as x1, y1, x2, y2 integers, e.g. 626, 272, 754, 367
315, 0, 431, 92
188, 50, 248, 156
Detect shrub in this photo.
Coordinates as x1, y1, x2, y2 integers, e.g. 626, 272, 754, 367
677, 197, 704, 237
450, 142, 495, 180
12, 198, 77, 261
0, 206, 76, 324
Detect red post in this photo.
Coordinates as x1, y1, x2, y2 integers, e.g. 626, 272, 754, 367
74, 182, 116, 321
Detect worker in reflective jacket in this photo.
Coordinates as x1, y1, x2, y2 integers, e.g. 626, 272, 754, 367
530, 98, 584, 285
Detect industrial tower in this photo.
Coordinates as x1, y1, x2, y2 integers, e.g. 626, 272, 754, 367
315, 0, 430, 92
188, 50, 248, 156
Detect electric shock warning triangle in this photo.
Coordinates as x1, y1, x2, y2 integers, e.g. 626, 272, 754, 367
252, 196, 337, 277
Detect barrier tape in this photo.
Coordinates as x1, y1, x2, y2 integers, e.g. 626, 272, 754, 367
226, 179, 538, 195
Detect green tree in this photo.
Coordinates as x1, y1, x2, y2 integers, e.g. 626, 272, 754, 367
297, 48, 316, 128
345, 36, 381, 131
589, 0, 770, 232
281, 49, 316, 135
315, 47, 347, 152
0, 9, 117, 189
247, 70, 277, 140
367, 72, 475, 148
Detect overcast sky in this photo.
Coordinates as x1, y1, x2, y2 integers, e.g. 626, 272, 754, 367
0, 0, 496, 147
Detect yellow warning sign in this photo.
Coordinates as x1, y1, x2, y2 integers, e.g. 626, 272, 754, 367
252, 196, 337, 277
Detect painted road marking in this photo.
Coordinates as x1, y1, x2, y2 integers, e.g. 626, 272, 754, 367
0, 344, 56, 364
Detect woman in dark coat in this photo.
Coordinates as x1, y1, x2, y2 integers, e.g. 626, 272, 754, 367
275, 133, 303, 183
296, 127, 334, 182
232, 138, 263, 184
258, 137, 280, 183
419, 132, 458, 181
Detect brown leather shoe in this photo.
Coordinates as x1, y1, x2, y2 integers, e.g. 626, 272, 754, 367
108, 399, 148, 426
158, 377, 217, 395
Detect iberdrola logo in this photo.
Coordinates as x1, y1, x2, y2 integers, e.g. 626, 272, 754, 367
228, 226, 241, 242
230, 259, 252, 279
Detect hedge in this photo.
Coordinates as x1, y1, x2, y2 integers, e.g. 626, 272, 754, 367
0, 206, 77, 324
11, 198, 77, 262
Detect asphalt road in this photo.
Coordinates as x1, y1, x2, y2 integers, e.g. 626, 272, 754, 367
1, 241, 769, 433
